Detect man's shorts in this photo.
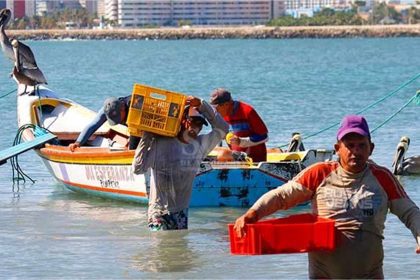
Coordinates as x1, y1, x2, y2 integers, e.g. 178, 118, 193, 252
148, 208, 189, 231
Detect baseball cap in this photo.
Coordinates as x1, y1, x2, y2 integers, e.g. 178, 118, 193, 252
337, 115, 370, 141
188, 106, 208, 126
104, 97, 124, 126
210, 88, 232, 105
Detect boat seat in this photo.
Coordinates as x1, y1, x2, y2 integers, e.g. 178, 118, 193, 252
35, 99, 110, 141
33, 98, 129, 142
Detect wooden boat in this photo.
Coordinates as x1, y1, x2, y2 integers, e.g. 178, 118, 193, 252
14, 84, 333, 207
1, 28, 333, 206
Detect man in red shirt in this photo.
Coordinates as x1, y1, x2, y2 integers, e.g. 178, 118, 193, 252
210, 88, 268, 162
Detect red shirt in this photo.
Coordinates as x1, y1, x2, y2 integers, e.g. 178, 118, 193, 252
224, 101, 268, 162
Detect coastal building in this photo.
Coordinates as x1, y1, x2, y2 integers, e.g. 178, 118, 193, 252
286, 8, 314, 18
104, 0, 118, 22
80, 0, 98, 15
25, 0, 35, 17
104, 0, 286, 27
97, 0, 105, 18
273, 0, 286, 18
5, 0, 25, 18
35, 1, 47, 16
35, 0, 82, 16
0, 0, 6, 9
284, 0, 353, 18
285, 0, 352, 11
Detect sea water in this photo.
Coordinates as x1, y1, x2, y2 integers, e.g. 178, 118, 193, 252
0, 38, 419, 279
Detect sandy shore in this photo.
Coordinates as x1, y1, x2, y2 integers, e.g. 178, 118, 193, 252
6, 25, 420, 40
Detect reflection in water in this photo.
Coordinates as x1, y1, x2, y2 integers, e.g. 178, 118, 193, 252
9, 181, 35, 203
45, 191, 148, 224
132, 230, 195, 273
11, 182, 22, 201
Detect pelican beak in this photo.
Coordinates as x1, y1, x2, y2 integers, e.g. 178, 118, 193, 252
392, 146, 404, 165
392, 136, 412, 175
392, 145, 406, 175
287, 133, 302, 152
0, 11, 5, 26
0, 9, 10, 26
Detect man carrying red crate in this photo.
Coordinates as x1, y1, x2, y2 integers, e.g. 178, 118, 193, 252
132, 96, 229, 231
234, 115, 420, 278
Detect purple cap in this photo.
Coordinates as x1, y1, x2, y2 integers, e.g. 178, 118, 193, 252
337, 115, 370, 140
210, 88, 232, 105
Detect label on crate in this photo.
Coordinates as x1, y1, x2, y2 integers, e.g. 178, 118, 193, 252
131, 95, 144, 110
168, 103, 181, 118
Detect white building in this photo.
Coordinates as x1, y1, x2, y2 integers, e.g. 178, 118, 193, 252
285, 0, 352, 11
25, 0, 35, 17
104, 0, 284, 27
80, 0, 98, 14
105, 0, 118, 22
284, 0, 356, 17
97, 0, 105, 18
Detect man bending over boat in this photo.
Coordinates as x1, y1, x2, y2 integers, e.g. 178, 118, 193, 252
234, 115, 420, 278
69, 96, 140, 152
210, 88, 268, 162
132, 96, 229, 231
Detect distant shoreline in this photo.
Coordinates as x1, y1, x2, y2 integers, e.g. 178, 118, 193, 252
7, 25, 420, 40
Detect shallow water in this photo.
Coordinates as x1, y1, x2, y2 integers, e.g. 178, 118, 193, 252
0, 38, 419, 278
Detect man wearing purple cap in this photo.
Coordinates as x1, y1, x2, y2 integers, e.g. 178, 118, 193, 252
132, 96, 229, 231
234, 115, 420, 278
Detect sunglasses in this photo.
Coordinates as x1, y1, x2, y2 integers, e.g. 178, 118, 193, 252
187, 117, 205, 127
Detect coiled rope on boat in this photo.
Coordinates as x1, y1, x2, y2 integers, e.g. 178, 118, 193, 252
0, 86, 46, 183
10, 124, 40, 184
279, 73, 420, 148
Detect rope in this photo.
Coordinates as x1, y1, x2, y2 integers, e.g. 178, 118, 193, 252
354, 73, 419, 115
10, 124, 39, 184
371, 91, 420, 133
278, 73, 420, 148
0, 88, 16, 99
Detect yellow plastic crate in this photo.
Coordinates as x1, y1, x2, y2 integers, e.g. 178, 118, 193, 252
127, 84, 187, 137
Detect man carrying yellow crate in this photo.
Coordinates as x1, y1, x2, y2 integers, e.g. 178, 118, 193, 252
132, 96, 229, 231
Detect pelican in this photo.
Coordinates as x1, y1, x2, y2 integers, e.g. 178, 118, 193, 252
392, 136, 420, 175
0, 8, 47, 91
287, 132, 305, 152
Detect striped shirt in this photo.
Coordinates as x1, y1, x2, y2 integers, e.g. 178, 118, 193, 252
224, 101, 268, 162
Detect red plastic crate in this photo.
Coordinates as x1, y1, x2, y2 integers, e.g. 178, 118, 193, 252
228, 213, 336, 255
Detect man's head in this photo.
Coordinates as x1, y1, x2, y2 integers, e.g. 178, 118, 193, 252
179, 106, 208, 142
334, 115, 374, 173
104, 97, 126, 126
210, 88, 233, 117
